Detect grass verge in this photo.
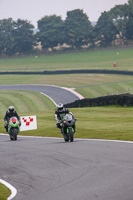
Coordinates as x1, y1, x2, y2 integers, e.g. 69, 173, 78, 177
0, 91, 133, 141
0, 90, 56, 114
0, 48, 133, 71
0, 74, 133, 98
1, 106, 133, 141
0, 183, 11, 200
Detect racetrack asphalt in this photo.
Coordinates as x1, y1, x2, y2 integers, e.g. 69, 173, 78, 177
0, 84, 133, 200
0, 84, 81, 105
0, 134, 133, 200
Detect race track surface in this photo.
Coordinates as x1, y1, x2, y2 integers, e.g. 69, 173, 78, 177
0, 84, 80, 104
0, 135, 133, 200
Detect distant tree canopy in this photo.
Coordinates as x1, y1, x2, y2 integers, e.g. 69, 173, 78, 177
37, 15, 66, 50
0, 0, 133, 56
65, 9, 93, 49
0, 18, 35, 55
109, 4, 129, 40
12, 19, 35, 54
125, 0, 133, 40
94, 11, 118, 47
0, 18, 14, 55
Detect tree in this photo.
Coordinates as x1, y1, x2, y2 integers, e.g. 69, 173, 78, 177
125, 18, 133, 40
12, 19, 35, 54
109, 4, 129, 41
94, 11, 118, 47
0, 18, 35, 56
37, 15, 66, 50
108, 1, 133, 41
0, 18, 14, 55
64, 9, 93, 49
125, 0, 133, 40
128, 0, 133, 13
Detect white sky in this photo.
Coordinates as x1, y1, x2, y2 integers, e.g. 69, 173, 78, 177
0, 0, 128, 28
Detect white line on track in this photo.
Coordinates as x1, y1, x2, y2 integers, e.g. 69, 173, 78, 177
0, 179, 17, 200
40, 92, 57, 106
40, 85, 84, 105
0, 133, 133, 144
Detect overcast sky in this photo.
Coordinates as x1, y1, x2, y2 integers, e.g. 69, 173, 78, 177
0, 0, 128, 27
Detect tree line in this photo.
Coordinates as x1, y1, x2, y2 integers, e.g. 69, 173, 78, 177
0, 0, 133, 56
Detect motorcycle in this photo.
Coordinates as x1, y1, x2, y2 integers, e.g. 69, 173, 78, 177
8, 117, 20, 141
61, 114, 76, 142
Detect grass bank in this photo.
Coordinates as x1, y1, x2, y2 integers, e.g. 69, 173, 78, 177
1, 106, 133, 141
0, 74, 133, 98
0, 48, 133, 99
0, 183, 11, 200
0, 91, 133, 141
0, 90, 56, 114
0, 48, 133, 71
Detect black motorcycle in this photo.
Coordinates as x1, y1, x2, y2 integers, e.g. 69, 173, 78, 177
61, 114, 76, 142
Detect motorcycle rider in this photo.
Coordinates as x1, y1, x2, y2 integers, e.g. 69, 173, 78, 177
4, 106, 21, 132
55, 103, 75, 133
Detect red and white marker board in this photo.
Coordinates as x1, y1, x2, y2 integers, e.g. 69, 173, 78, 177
20, 116, 37, 131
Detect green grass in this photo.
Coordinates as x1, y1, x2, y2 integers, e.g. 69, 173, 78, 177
1, 74, 133, 86
0, 48, 133, 141
0, 48, 133, 71
0, 48, 133, 99
1, 106, 133, 141
0, 183, 11, 200
0, 74, 133, 98
0, 90, 55, 114
75, 106, 133, 141
76, 79, 133, 98
0, 91, 133, 141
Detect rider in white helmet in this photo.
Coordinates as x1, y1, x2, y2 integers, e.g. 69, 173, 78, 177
55, 103, 75, 131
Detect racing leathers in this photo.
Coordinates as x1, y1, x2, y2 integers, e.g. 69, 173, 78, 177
55, 107, 75, 133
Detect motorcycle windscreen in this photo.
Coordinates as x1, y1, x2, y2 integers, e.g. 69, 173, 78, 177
64, 114, 73, 121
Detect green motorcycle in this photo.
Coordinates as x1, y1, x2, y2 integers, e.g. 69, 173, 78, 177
8, 117, 20, 141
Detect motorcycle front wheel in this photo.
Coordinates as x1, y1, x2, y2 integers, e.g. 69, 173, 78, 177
10, 134, 14, 141
12, 128, 18, 141
63, 134, 69, 142
69, 129, 74, 142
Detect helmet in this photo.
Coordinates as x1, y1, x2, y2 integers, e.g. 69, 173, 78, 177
8, 106, 14, 112
57, 103, 63, 111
